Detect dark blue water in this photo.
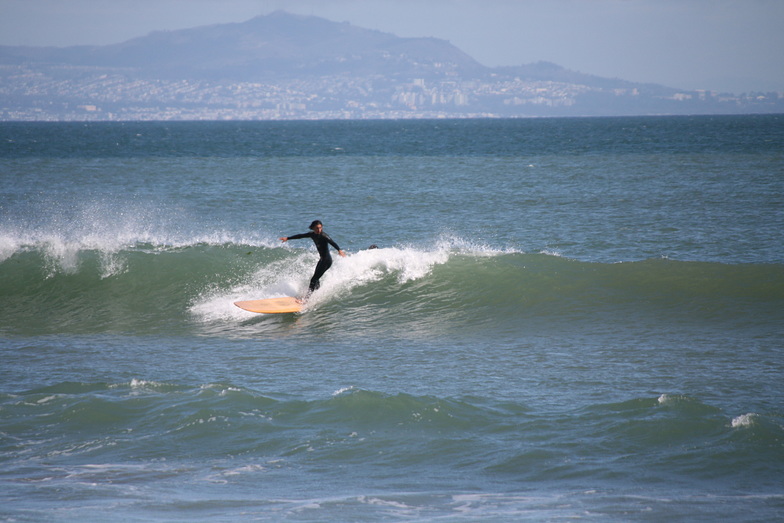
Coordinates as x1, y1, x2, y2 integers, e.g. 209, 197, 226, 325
2, 116, 783, 521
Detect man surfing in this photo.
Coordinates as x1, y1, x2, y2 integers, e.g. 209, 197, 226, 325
280, 220, 346, 299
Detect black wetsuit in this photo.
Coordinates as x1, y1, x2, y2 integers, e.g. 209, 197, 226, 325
286, 231, 342, 292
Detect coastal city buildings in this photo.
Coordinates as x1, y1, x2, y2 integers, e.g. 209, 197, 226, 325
2, 65, 779, 121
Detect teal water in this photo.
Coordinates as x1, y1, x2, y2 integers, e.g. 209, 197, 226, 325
2, 116, 784, 521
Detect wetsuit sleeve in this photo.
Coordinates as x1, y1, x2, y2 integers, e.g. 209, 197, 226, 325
286, 232, 312, 241
323, 233, 342, 251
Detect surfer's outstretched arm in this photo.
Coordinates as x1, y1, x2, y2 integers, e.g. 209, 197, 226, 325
281, 232, 311, 243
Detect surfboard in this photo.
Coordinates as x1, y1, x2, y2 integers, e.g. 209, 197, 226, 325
234, 297, 302, 314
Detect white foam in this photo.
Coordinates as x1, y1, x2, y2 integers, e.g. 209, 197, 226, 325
122, 379, 173, 394
0, 198, 279, 276
657, 393, 687, 405
190, 245, 453, 322
190, 253, 313, 322
99, 250, 128, 278
190, 237, 516, 323
731, 413, 758, 428
433, 233, 519, 256
334, 245, 449, 285
220, 464, 266, 477
0, 232, 22, 262
332, 386, 354, 396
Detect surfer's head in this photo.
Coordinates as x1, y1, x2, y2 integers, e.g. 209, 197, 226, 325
309, 220, 323, 232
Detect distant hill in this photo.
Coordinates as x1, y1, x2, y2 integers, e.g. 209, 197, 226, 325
1, 11, 781, 120
0, 11, 485, 81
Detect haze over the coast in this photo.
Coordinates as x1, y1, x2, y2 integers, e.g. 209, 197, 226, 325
2, 0, 783, 94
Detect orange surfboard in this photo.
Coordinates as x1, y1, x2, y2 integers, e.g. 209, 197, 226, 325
234, 297, 302, 314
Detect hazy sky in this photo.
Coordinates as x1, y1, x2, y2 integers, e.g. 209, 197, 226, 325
2, 0, 782, 93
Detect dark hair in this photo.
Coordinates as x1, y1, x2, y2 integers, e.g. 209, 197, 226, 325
308, 220, 323, 230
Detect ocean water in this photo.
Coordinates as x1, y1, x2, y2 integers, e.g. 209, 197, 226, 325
1, 116, 783, 521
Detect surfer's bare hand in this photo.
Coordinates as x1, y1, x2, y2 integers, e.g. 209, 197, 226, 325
279, 237, 288, 242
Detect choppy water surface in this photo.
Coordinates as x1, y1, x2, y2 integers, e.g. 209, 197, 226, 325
2, 116, 783, 521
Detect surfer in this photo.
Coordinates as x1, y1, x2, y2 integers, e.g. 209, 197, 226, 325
280, 220, 346, 296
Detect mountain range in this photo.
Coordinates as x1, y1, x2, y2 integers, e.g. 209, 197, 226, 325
1, 11, 781, 120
